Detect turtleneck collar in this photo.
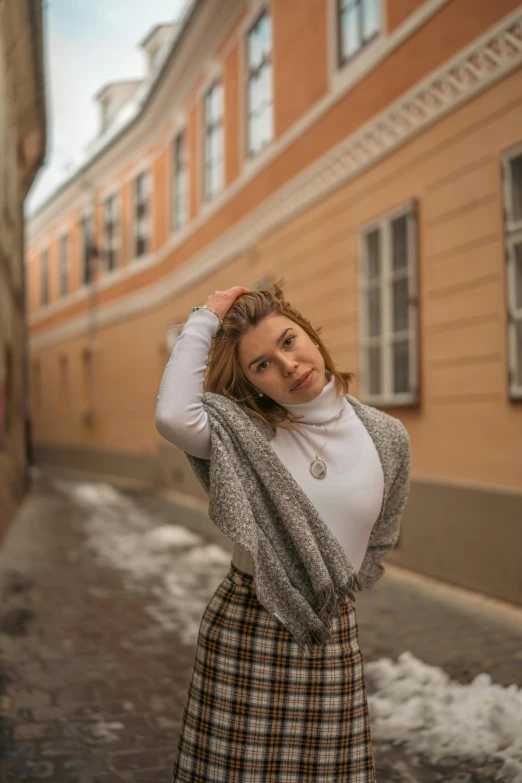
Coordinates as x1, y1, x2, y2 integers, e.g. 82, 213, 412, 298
281, 372, 347, 425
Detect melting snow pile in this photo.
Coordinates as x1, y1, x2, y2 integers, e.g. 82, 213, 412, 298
52, 478, 231, 647
365, 651, 522, 783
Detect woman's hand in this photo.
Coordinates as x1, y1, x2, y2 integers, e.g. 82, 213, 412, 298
204, 286, 252, 320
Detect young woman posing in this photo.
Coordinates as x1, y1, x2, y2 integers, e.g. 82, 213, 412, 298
156, 280, 411, 782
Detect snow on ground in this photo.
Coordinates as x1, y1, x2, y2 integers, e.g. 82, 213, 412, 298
52, 477, 231, 648
364, 647, 522, 781
53, 478, 522, 781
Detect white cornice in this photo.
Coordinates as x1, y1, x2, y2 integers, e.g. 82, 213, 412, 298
29, 9, 522, 350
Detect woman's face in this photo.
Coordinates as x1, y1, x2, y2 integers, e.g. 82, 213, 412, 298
237, 314, 328, 406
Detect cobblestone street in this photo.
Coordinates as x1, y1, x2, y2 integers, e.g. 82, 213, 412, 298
0, 470, 521, 782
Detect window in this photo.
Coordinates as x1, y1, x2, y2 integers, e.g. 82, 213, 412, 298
81, 214, 94, 285
104, 194, 119, 271
502, 146, 522, 399
337, 0, 380, 66
134, 171, 150, 258
172, 131, 188, 230
204, 80, 224, 201
40, 249, 49, 307
59, 234, 68, 297
247, 11, 273, 158
359, 201, 418, 405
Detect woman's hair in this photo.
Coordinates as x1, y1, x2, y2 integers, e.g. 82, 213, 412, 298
204, 279, 356, 432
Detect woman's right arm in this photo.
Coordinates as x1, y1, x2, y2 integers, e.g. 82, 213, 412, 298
155, 286, 252, 459
155, 307, 220, 459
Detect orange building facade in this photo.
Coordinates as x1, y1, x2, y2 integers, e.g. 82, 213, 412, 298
26, 0, 522, 603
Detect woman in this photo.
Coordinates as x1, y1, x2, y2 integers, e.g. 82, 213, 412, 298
155, 281, 411, 782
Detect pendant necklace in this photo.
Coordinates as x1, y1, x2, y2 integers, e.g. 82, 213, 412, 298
299, 406, 344, 480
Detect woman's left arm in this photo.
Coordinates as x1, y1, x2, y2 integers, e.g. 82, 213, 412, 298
357, 426, 411, 590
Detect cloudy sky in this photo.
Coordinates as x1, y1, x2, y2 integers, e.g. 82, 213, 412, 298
26, 0, 188, 215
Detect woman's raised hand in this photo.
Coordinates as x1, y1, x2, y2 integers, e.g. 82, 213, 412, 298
204, 286, 252, 321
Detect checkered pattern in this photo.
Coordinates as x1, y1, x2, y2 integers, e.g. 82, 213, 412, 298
172, 563, 376, 782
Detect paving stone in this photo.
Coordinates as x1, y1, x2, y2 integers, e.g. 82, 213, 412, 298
2, 759, 55, 781
13, 721, 58, 740
131, 768, 171, 781
8, 687, 51, 709
0, 738, 37, 761
40, 738, 89, 756
109, 748, 172, 771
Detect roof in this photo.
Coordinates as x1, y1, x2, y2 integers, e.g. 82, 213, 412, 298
94, 79, 142, 102
139, 22, 177, 50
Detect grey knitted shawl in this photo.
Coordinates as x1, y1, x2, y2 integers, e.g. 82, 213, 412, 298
184, 391, 411, 657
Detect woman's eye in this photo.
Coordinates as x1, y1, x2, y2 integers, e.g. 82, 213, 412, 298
256, 336, 295, 372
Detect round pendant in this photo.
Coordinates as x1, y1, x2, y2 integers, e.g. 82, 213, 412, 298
310, 459, 327, 479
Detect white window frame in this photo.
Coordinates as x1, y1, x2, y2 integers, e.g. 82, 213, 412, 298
172, 129, 188, 231
501, 142, 522, 400
59, 233, 68, 297
203, 79, 224, 202
104, 193, 120, 272
40, 248, 49, 309
246, 9, 273, 159
336, 0, 382, 69
358, 199, 418, 406
133, 169, 151, 259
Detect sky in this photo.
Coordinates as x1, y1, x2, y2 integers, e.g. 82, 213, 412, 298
26, 0, 188, 216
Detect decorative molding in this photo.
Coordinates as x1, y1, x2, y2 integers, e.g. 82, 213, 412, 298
29, 9, 522, 349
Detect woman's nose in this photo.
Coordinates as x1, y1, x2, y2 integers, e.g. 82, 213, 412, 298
281, 356, 298, 372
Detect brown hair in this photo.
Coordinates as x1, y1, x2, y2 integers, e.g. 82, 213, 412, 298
204, 279, 356, 432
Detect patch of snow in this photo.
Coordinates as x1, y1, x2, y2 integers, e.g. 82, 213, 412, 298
52, 478, 232, 648
365, 651, 522, 783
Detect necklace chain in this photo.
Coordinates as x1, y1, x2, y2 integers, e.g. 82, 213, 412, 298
307, 411, 344, 427
298, 407, 344, 479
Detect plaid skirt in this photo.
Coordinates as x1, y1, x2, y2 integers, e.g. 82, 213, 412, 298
172, 562, 376, 783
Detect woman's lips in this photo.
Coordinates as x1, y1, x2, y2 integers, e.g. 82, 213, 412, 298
292, 370, 313, 391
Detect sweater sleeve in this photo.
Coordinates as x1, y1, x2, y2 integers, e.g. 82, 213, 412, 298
356, 424, 411, 590
155, 307, 220, 459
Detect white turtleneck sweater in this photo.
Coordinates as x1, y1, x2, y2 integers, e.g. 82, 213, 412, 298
155, 307, 384, 576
